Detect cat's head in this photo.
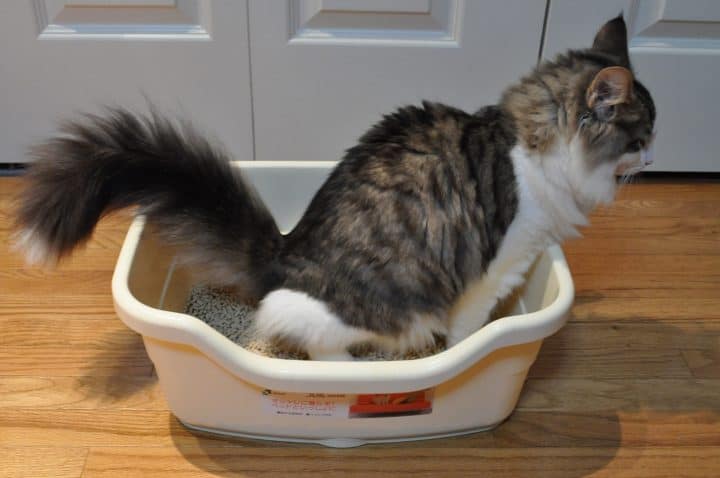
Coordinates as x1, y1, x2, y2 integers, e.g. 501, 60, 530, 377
502, 15, 656, 207
571, 16, 656, 182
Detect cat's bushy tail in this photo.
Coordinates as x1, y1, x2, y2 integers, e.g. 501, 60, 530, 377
14, 107, 282, 292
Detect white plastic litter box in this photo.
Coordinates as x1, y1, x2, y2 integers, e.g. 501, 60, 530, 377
112, 161, 574, 448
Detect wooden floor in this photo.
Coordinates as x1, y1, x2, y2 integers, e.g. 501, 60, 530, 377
1, 175, 718, 477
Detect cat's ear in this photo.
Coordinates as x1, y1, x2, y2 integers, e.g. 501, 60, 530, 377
586, 66, 634, 121
592, 15, 631, 67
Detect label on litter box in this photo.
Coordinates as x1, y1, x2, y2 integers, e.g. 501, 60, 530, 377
262, 390, 352, 418
261, 389, 433, 419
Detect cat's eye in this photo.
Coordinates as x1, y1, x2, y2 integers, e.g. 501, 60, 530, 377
626, 140, 643, 153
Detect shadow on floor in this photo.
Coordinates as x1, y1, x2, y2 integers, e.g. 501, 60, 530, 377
79, 329, 157, 403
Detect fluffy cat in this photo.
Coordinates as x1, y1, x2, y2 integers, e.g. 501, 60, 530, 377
14, 16, 655, 360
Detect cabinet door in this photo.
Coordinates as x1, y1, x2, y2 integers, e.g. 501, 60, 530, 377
0, 1, 253, 163
544, 0, 720, 172
248, 0, 546, 161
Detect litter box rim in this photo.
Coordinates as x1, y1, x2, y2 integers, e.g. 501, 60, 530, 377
113, 216, 573, 394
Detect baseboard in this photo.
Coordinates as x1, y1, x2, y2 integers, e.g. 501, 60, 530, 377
633, 171, 720, 183
0, 163, 27, 177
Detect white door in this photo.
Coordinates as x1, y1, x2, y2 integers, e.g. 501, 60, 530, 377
247, 0, 547, 162
0, 0, 253, 164
544, 0, 720, 172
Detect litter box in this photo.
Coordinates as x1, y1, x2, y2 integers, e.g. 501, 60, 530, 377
111, 161, 574, 448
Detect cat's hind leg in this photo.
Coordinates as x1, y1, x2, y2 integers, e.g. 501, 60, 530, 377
255, 289, 374, 361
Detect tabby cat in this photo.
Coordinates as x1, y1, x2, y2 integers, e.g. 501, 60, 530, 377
15, 16, 656, 360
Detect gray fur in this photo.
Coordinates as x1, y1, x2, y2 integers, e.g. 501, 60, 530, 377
276, 103, 518, 335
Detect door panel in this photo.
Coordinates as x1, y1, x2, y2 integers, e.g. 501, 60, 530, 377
248, 0, 546, 162
37, 0, 210, 38
544, 0, 720, 172
0, 0, 252, 163
289, 0, 460, 45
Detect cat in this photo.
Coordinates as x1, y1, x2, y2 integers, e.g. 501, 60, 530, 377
14, 16, 655, 361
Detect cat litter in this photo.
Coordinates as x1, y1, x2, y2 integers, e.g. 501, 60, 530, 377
185, 285, 444, 361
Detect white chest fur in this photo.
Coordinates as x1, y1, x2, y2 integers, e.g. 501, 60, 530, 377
447, 144, 591, 345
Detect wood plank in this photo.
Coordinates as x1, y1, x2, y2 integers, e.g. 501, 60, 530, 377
0, 318, 142, 347
613, 181, 720, 199
600, 198, 720, 218
0, 309, 120, 324
572, 286, 719, 300
543, 321, 719, 352
529, 348, 691, 379
564, 236, 719, 256
0, 270, 114, 297
682, 350, 720, 379
567, 254, 720, 278
0, 295, 117, 310
493, 411, 720, 448
528, 323, 706, 379
518, 379, 720, 412
0, 376, 164, 410
81, 446, 720, 478
583, 214, 720, 232
571, 272, 717, 294
565, 187, 720, 255
529, 321, 718, 379
0, 177, 24, 194
1, 447, 88, 478
2, 247, 126, 271
0, 344, 153, 377
570, 297, 720, 321
1, 408, 717, 449
0, 410, 278, 448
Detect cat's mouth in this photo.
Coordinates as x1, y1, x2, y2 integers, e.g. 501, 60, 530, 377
615, 163, 646, 176
615, 147, 654, 176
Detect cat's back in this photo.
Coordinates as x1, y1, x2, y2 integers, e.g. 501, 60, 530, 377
342, 101, 472, 183
294, 101, 475, 221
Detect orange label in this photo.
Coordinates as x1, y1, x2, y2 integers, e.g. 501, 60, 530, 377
349, 389, 433, 418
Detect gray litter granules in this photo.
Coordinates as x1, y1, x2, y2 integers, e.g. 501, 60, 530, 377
184, 285, 444, 361
185, 286, 307, 360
